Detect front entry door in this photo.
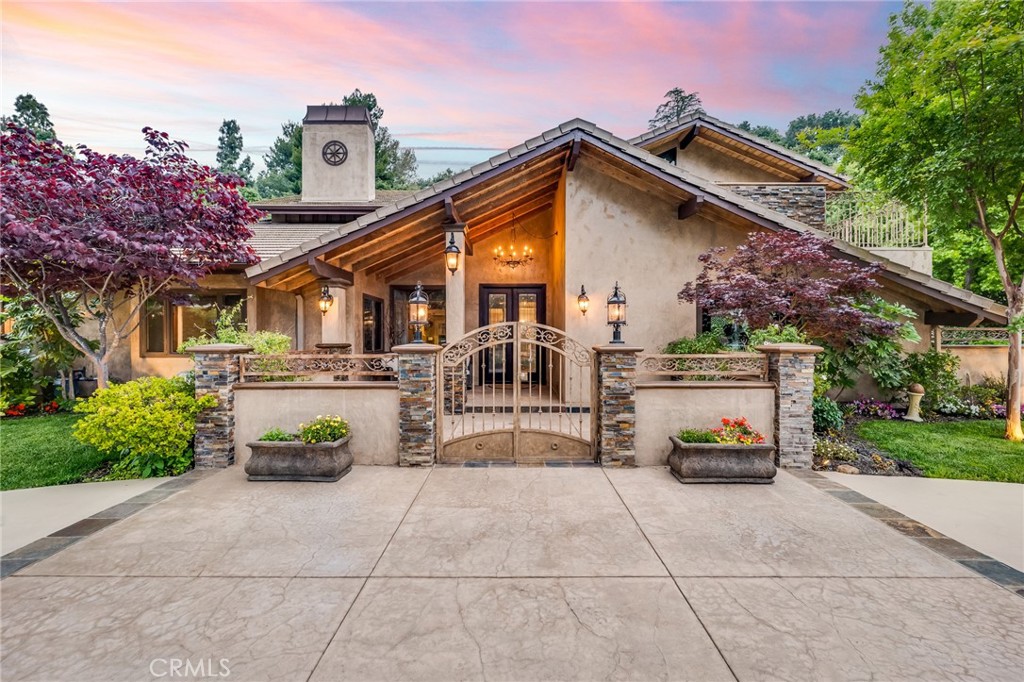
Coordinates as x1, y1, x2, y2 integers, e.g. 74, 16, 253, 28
480, 286, 545, 385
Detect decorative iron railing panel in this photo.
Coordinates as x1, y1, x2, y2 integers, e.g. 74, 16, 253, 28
637, 353, 768, 381
239, 353, 398, 382
439, 322, 594, 450
940, 327, 1016, 347
824, 191, 927, 248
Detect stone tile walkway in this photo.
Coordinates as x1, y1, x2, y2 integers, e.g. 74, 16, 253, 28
2, 466, 1022, 681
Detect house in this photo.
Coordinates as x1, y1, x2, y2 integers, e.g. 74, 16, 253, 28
119, 105, 1005, 374
115, 105, 1010, 466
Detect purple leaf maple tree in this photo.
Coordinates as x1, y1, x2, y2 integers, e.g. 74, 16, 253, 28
0, 124, 262, 387
678, 231, 901, 349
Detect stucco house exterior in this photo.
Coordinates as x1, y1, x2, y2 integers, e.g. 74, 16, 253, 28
107, 105, 1012, 469
118, 105, 1006, 379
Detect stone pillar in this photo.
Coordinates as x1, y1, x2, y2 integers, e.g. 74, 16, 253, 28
593, 345, 643, 467
756, 343, 823, 469
395, 343, 442, 466
187, 344, 253, 469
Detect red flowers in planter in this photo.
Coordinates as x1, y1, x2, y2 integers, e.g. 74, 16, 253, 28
711, 417, 765, 445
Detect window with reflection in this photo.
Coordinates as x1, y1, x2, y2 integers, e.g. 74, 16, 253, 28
390, 286, 445, 347
142, 292, 246, 355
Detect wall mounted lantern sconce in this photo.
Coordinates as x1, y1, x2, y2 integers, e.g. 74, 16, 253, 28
606, 281, 627, 344
318, 285, 334, 316
577, 285, 590, 316
444, 232, 461, 275
408, 282, 429, 343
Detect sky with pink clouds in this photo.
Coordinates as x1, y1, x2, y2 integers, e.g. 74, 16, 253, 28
2, 1, 901, 177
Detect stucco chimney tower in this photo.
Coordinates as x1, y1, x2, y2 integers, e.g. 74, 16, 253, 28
301, 105, 375, 203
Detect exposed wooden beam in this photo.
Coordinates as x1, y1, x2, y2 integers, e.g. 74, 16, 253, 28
443, 196, 464, 224
677, 195, 705, 220
377, 249, 446, 281
249, 138, 572, 284
349, 224, 439, 270
307, 257, 353, 285
679, 124, 700, 150
566, 137, 582, 172
368, 234, 447, 275
467, 201, 553, 245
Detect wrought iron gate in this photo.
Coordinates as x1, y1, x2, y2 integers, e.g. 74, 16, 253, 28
439, 322, 595, 462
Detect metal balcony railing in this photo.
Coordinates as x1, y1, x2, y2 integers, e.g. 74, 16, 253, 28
824, 191, 927, 249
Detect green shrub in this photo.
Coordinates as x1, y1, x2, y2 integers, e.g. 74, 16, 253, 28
746, 324, 806, 349
905, 350, 961, 414
0, 341, 40, 412
813, 437, 859, 462
259, 427, 296, 442
297, 415, 350, 444
663, 332, 725, 355
676, 428, 718, 443
73, 376, 216, 478
812, 396, 844, 434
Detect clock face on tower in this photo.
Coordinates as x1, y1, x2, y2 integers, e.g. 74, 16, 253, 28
322, 140, 348, 166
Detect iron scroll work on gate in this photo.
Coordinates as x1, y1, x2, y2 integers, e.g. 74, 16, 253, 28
439, 322, 595, 463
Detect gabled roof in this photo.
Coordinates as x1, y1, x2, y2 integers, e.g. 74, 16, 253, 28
246, 118, 1006, 324
629, 113, 849, 190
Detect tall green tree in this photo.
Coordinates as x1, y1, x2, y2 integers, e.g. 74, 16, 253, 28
2, 94, 56, 141
254, 121, 302, 198
216, 119, 254, 182
342, 89, 417, 190
783, 110, 859, 165
736, 121, 785, 145
649, 88, 705, 130
846, 0, 1024, 441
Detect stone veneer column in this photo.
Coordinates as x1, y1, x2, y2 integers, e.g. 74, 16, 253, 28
395, 344, 442, 466
756, 343, 824, 469
187, 344, 253, 469
593, 345, 643, 467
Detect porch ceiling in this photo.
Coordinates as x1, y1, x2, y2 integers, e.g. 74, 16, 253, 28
256, 146, 569, 292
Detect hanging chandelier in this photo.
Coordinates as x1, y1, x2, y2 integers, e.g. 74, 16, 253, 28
493, 212, 534, 269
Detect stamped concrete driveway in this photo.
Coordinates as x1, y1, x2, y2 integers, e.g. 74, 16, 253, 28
2, 465, 1022, 682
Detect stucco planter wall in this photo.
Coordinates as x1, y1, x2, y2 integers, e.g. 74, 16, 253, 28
668, 436, 776, 484
244, 436, 353, 482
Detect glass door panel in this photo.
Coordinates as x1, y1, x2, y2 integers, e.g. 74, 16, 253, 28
478, 286, 546, 385
518, 293, 538, 383
486, 293, 508, 383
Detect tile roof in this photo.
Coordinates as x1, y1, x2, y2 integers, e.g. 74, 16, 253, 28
252, 189, 417, 209
245, 118, 1006, 323
247, 222, 342, 260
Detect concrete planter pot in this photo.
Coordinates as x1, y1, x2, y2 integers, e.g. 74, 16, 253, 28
668, 436, 776, 484
244, 436, 353, 482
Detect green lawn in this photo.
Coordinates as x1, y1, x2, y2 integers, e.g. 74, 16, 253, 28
0, 413, 114, 491
856, 419, 1024, 483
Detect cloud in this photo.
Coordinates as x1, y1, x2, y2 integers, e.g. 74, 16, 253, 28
1, 0, 897, 171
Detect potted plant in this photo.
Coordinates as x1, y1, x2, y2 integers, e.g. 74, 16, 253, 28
668, 417, 776, 484
244, 415, 352, 482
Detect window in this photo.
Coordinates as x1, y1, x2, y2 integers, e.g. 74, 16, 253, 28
390, 286, 445, 346
362, 295, 384, 353
142, 292, 246, 355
